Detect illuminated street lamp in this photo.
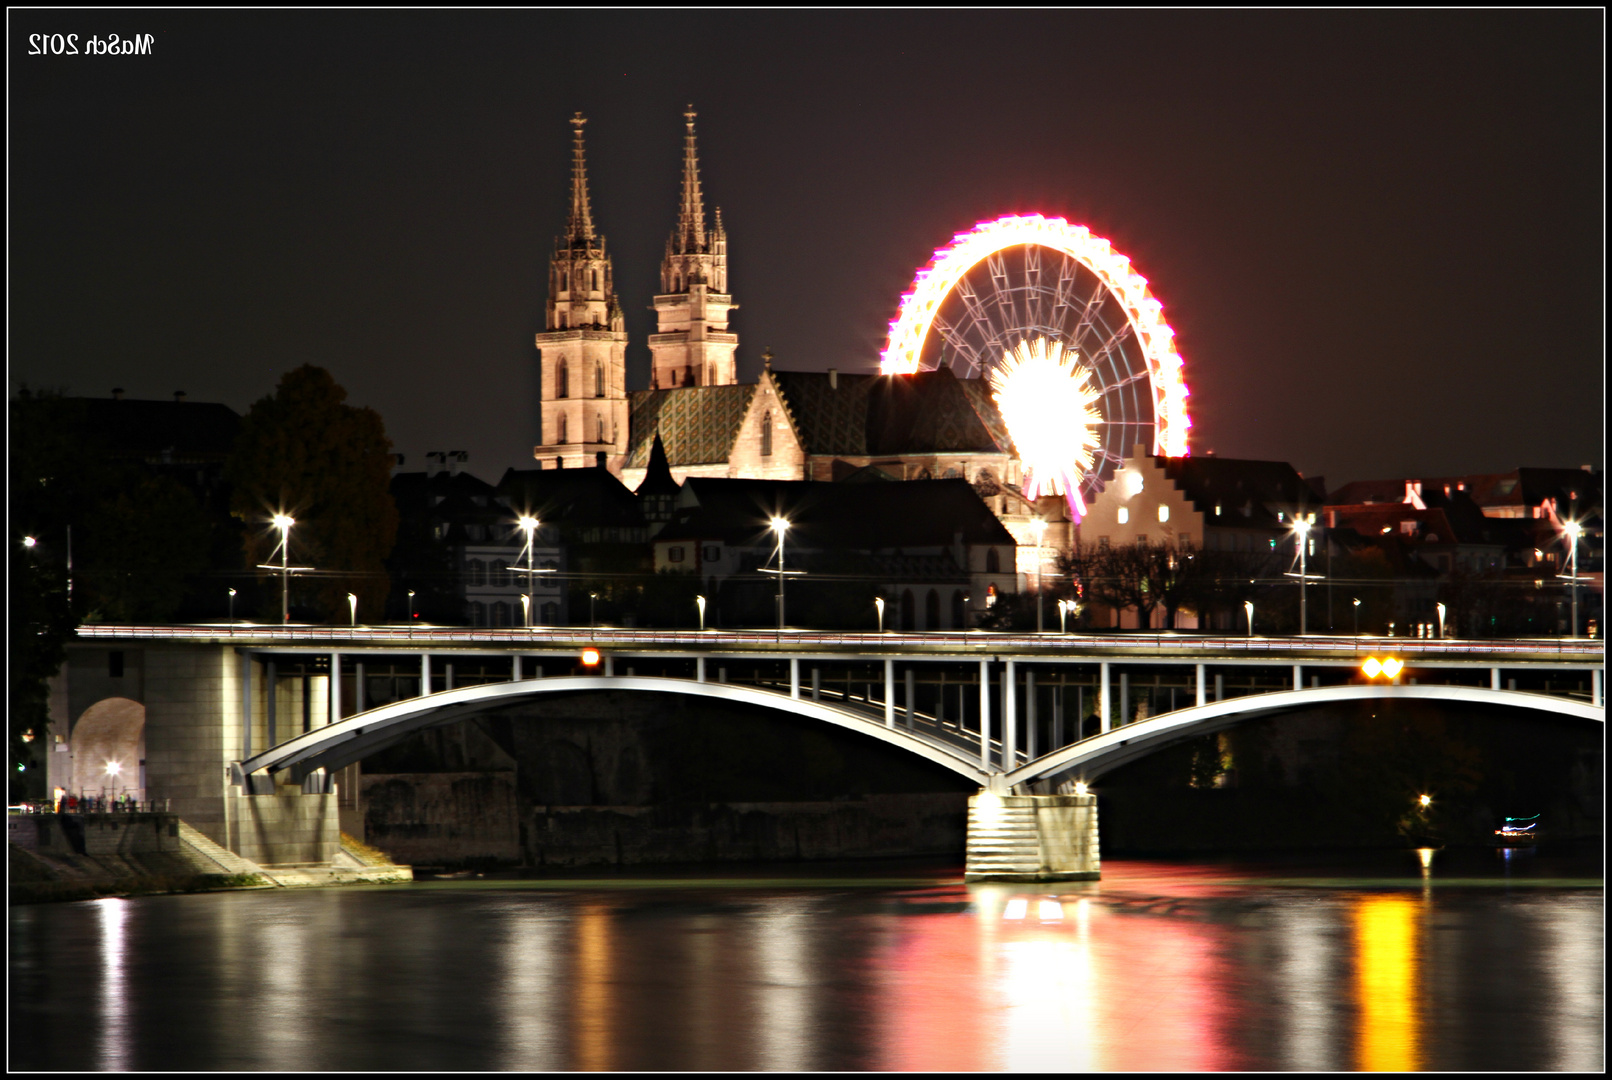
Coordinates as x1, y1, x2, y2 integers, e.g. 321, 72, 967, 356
228, 588, 237, 623
1352, 597, 1361, 637
1032, 518, 1047, 632
408, 590, 417, 620
696, 594, 707, 631
1057, 598, 1074, 633
1293, 517, 1311, 635
271, 515, 294, 624
1564, 519, 1582, 636
513, 516, 554, 627
1244, 600, 1255, 637
1436, 601, 1447, 640
875, 596, 886, 633
520, 594, 530, 626
770, 516, 789, 631
347, 592, 358, 626
23, 535, 37, 549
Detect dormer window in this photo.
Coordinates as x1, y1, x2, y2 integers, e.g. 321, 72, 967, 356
761, 411, 773, 456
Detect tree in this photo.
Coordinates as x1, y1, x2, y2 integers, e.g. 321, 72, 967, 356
225, 366, 399, 622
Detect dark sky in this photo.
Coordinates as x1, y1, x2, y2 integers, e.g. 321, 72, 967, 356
10, 10, 1604, 487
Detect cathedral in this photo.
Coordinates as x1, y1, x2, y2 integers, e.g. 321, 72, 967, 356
531, 109, 1071, 568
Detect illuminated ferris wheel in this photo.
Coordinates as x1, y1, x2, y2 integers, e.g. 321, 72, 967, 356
880, 215, 1191, 517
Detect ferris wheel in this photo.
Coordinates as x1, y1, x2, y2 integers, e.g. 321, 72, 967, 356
880, 215, 1191, 517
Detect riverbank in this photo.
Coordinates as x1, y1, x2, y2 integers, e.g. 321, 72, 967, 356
8, 813, 411, 904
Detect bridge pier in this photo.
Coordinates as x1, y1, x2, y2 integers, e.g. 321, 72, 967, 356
964, 790, 1099, 881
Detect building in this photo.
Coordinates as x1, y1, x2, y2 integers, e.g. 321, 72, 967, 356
648, 475, 1019, 629
525, 109, 1071, 592
388, 453, 562, 627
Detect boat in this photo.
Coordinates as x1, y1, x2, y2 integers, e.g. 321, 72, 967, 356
1494, 815, 1541, 847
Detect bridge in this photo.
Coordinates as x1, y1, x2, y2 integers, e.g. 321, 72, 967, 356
62, 624, 1604, 878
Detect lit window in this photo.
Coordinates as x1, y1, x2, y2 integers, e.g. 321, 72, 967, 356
1277, 512, 1284, 522
1214, 504, 1222, 516
1117, 507, 1129, 524
1158, 505, 1170, 523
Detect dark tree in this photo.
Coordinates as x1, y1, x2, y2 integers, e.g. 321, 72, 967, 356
225, 366, 399, 622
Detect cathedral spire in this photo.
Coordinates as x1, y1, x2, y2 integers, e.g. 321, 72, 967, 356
566, 111, 595, 246
674, 105, 705, 254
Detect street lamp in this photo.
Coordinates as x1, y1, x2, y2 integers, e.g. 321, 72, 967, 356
770, 516, 789, 631
1293, 517, 1311, 635
23, 536, 37, 549
1244, 600, 1255, 637
1057, 598, 1073, 633
875, 596, 885, 633
696, 594, 706, 631
1564, 520, 1582, 636
520, 594, 530, 626
590, 592, 598, 627
348, 592, 358, 627
1032, 518, 1047, 632
1352, 597, 1361, 637
515, 516, 547, 628
228, 588, 237, 623
408, 590, 417, 620
271, 515, 294, 624
1436, 601, 1446, 640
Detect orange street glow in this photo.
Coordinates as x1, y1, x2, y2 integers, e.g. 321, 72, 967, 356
580, 648, 601, 666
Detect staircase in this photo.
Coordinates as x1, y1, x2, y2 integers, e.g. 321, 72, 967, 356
964, 799, 1042, 880
175, 821, 264, 877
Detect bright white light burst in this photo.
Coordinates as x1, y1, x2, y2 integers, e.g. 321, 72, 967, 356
988, 338, 1102, 520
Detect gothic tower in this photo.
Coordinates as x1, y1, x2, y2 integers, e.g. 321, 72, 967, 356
649, 107, 739, 389
534, 112, 630, 472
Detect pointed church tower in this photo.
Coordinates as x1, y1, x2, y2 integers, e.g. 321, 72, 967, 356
535, 112, 630, 473
649, 106, 739, 389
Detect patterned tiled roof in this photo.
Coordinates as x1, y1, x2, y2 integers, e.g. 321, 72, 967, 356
768, 367, 1010, 457
624, 384, 756, 468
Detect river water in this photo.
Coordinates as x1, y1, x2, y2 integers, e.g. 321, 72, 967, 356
9, 848, 1603, 1072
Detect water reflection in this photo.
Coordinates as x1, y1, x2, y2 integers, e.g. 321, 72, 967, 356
1353, 894, 1424, 1071
8, 859, 1603, 1073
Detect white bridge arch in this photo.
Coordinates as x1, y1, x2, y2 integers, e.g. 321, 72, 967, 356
239, 675, 1599, 795
1006, 683, 1606, 790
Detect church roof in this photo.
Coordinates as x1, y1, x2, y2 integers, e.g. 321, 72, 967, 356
625, 384, 756, 468
767, 367, 1012, 457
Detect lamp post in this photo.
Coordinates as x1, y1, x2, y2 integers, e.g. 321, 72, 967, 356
1294, 517, 1311, 635
589, 592, 598, 628
1058, 598, 1072, 633
696, 594, 706, 631
1564, 520, 1582, 636
875, 596, 885, 633
408, 590, 417, 621
1245, 599, 1255, 637
348, 593, 358, 627
1352, 597, 1361, 637
517, 516, 539, 627
272, 514, 294, 624
1436, 601, 1447, 640
520, 594, 530, 626
228, 588, 237, 623
770, 516, 790, 631
1032, 518, 1047, 632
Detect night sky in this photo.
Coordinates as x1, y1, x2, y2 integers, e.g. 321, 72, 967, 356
10, 10, 1603, 488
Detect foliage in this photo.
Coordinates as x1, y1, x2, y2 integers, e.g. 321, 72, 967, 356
1058, 540, 1279, 630
225, 366, 399, 622
73, 474, 212, 623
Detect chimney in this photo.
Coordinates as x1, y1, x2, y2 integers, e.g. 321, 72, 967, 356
174, 390, 187, 402
448, 451, 467, 476
425, 451, 446, 477
112, 388, 124, 400
595, 451, 607, 469
828, 368, 838, 390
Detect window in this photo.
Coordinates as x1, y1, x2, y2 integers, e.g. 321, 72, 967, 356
1117, 507, 1129, 524
558, 363, 569, 398
596, 415, 606, 442
901, 589, 916, 630
952, 590, 966, 628
985, 584, 998, 608
540, 601, 559, 625
471, 601, 486, 626
1214, 504, 1222, 517
760, 411, 773, 456
465, 524, 487, 542
492, 601, 511, 627
595, 364, 604, 397
1277, 512, 1285, 522
1136, 534, 1148, 546
558, 414, 568, 443
703, 545, 720, 562
590, 269, 598, 292
986, 548, 1000, 573
668, 546, 685, 563
1158, 505, 1170, 523
491, 560, 510, 587
925, 589, 940, 629
468, 559, 486, 586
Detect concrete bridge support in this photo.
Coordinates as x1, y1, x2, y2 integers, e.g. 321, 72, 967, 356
964, 790, 1099, 881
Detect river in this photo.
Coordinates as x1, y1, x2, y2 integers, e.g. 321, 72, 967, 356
9, 847, 1603, 1071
